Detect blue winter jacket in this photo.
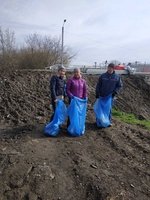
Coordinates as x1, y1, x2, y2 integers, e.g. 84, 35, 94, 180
96, 72, 123, 97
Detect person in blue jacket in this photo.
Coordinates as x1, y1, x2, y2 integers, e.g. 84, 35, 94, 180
50, 66, 66, 121
96, 63, 123, 124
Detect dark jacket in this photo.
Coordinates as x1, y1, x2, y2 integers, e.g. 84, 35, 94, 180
96, 71, 122, 97
50, 75, 66, 100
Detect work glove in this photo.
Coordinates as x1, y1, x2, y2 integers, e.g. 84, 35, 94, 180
64, 97, 69, 105
112, 92, 117, 98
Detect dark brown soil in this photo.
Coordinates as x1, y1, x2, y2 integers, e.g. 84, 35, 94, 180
0, 71, 150, 200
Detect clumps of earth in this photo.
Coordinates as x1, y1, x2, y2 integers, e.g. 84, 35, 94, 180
0, 70, 150, 200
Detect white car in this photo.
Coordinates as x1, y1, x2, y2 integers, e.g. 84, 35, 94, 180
45, 64, 63, 71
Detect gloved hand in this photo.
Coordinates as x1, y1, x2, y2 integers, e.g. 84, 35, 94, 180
112, 91, 117, 97
64, 98, 69, 105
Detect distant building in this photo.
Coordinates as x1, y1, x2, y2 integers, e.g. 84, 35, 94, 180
142, 66, 150, 72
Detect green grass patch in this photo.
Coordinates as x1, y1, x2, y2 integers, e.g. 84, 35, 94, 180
112, 109, 150, 130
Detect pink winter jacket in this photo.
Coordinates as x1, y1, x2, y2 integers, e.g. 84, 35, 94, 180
66, 76, 87, 99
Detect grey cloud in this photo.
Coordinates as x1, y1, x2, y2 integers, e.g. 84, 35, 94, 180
0, 0, 150, 64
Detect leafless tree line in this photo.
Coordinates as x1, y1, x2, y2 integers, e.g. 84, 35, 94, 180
0, 27, 74, 71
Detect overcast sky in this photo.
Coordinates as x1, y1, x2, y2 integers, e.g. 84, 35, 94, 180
1, 0, 150, 65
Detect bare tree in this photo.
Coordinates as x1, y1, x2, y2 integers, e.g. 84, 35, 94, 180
20, 33, 73, 69
0, 27, 16, 70
0, 28, 75, 70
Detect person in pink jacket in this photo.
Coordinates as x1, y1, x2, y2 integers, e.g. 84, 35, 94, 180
66, 68, 87, 127
66, 68, 87, 100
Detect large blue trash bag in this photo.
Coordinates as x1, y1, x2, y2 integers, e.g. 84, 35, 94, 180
67, 97, 87, 136
44, 100, 67, 136
94, 95, 112, 128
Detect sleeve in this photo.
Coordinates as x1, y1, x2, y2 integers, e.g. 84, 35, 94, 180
96, 76, 102, 98
83, 80, 87, 99
114, 76, 123, 94
50, 76, 57, 100
64, 80, 67, 97
66, 79, 73, 98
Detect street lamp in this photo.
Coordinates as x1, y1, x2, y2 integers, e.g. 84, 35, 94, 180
61, 19, 67, 67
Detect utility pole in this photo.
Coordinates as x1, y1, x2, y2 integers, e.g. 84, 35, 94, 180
61, 19, 66, 67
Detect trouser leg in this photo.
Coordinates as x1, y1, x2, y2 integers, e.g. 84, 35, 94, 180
67, 98, 71, 127
50, 99, 56, 122
109, 107, 112, 122
109, 97, 115, 122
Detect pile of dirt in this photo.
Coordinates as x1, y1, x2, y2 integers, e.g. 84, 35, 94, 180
0, 71, 150, 126
0, 71, 51, 126
115, 75, 150, 120
0, 70, 150, 200
0, 119, 150, 200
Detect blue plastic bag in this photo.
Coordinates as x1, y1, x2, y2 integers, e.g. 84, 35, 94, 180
94, 95, 112, 128
44, 100, 67, 136
67, 97, 87, 136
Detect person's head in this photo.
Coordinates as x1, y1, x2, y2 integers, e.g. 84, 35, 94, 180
58, 66, 66, 77
73, 68, 81, 79
107, 63, 115, 74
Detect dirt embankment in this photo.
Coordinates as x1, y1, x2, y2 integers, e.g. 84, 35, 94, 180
115, 75, 150, 120
0, 71, 150, 126
0, 71, 150, 200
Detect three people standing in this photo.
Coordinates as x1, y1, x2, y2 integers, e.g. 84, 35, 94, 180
49, 63, 122, 132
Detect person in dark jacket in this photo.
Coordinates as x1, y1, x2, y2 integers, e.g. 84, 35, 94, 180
96, 63, 123, 124
50, 66, 66, 121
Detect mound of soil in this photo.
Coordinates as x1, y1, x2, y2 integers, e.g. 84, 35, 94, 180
0, 71, 51, 126
116, 75, 150, 120
0, 71, 150, 126
0, 70, 150, 200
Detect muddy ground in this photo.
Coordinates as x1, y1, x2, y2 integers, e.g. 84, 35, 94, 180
0, 71, 150, 200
